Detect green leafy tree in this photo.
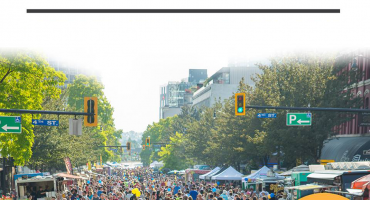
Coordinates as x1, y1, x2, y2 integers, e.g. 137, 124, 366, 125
29, 90, 110, 170
66, 75, 120, 162
158, 132, 191, 170
0, 51, 66, 165
247, 53, 362, 168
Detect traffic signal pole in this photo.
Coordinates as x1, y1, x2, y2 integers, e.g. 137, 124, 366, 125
0, 108, 93, 116
245, 105, 369, 113
98, 146, 127, 148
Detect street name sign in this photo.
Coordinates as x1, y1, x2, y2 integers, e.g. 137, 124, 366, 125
286, 113, 312, 126
32, 119, 59, 126
257, 113, 277, 118
0, 116, 22, 133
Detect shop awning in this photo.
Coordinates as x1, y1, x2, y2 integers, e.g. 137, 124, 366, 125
55, 173, 83, 179
321, 136, 370, 162
285, 184, 332, 191
307, 173, 342, 180
347, 189, 364, 196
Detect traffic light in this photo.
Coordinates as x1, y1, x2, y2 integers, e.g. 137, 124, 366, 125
146, 137, 150, 147
127, 142, 131, 151
235, 93, 246, 116
84, 97, 98, 127
142, 145, 145, 150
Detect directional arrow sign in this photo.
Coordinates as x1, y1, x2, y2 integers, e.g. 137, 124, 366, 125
0, 116, 22, 133
287, 113, 312, 126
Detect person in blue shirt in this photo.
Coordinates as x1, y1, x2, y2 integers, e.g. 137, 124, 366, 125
189, 188, 198, 200
174, 185, 181, 195
97, 187, 103, 197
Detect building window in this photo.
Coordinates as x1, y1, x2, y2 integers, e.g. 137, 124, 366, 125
366, 97, 369, 109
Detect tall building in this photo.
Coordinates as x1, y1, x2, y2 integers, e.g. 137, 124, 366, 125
333, 49, 370, 135
318, 50, 370, 163
159, 81, 193, 119
192, 66, 261, 108
160, 69, 207, 119
188, 69, 207, 84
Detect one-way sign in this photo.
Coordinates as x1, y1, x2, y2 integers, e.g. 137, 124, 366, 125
286, 113, 312, 126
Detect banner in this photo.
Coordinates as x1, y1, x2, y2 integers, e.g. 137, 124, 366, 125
64, 157, 73, 175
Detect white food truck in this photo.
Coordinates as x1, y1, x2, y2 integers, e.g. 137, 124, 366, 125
15, 176, 57, 200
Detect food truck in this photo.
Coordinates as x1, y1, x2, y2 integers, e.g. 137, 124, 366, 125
255, 176, 286, 194
15, 176, 57, 199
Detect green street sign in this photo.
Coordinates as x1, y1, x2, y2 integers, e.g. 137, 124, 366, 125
286, 113, 312, 126
0, 116, 22, 133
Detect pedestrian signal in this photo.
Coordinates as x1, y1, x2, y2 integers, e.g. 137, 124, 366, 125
235, 93, 246, 116
84, 97, 98, 126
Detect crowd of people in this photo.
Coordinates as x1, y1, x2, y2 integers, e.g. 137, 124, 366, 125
57, 167, 287, 200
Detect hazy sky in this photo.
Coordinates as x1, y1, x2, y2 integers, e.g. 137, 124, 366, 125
0, 0, 369, 132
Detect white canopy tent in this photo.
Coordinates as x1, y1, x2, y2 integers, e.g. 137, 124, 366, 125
243, 166, 270, 182
150, 161, 164, 168
211, 166, 244, 181
200, 167, 220, 180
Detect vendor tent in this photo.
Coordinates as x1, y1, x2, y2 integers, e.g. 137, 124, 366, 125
200, 167, 220, 180
150, 161, 164, 168
55, 173, 83, 179
206, 166, 227, 180
243, 166, 270, 181
211, 166, 244, 181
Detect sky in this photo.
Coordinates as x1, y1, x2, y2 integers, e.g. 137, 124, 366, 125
0, 0, 369, 132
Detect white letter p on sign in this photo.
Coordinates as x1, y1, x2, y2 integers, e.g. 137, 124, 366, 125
289, 115, 296, 124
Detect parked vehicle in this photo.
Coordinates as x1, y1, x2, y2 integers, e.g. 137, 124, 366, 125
15, 176, 57, 199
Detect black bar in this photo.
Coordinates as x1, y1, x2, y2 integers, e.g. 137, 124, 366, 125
27, 9, 340, 14
151, 143, 169, 144
98, 146, 127, 147
0, 109, 93, 116
246, 105, 369, 113
1, 157, 5, 196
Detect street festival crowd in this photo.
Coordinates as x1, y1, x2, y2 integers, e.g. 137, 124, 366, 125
44, 167, 286, 200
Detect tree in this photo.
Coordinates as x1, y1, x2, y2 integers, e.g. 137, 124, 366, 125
140, 117, 177, 165
0, 51, 66, 165
66, 75, 120, 162
158, 132, 191, 170
247, 53, 362, 168
28, 90, 111, 170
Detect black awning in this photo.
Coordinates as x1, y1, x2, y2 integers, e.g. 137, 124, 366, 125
321, 136, 370, 162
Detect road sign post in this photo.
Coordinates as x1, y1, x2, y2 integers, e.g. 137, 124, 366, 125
0, 116, 22, 133
286, 113, 312, 126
